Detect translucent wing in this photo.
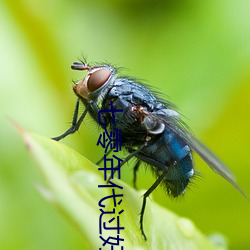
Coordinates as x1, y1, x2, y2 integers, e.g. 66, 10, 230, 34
172, 124, 247, 197
147, 109, 247, 198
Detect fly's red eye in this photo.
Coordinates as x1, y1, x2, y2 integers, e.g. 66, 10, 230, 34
87, 68, 111, 92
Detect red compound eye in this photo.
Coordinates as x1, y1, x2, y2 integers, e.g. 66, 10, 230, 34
87, 68, 111, 92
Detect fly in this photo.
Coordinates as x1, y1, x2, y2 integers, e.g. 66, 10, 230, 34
52, 60, 247, 240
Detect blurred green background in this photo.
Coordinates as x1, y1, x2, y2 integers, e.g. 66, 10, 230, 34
1, 0, 250, 249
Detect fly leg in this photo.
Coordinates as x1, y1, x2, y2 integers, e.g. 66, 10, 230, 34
133, 160, 141, 189
107, 143, 147, 183
140, 171, 167, 240
96, 149, 113, 165
52, 99, 89, 141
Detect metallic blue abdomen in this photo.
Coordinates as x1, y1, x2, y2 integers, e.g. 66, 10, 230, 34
137, 128, 194, 197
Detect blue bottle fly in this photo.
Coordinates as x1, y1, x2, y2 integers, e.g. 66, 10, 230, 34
52, 60, 246, 240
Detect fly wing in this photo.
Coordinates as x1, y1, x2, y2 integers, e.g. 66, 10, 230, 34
150, 110, 247, 198
170, 123, 247, 198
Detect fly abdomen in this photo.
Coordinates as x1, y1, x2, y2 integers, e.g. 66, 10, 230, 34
164, 153, 194, 197
164, 129, 189, 159
136, 128, 194, 197
163, 129, 194, 196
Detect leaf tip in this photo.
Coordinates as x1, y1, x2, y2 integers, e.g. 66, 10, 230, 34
7, 116, 32, 151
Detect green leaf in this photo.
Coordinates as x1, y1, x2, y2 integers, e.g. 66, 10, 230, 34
18, 127, 227, 250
